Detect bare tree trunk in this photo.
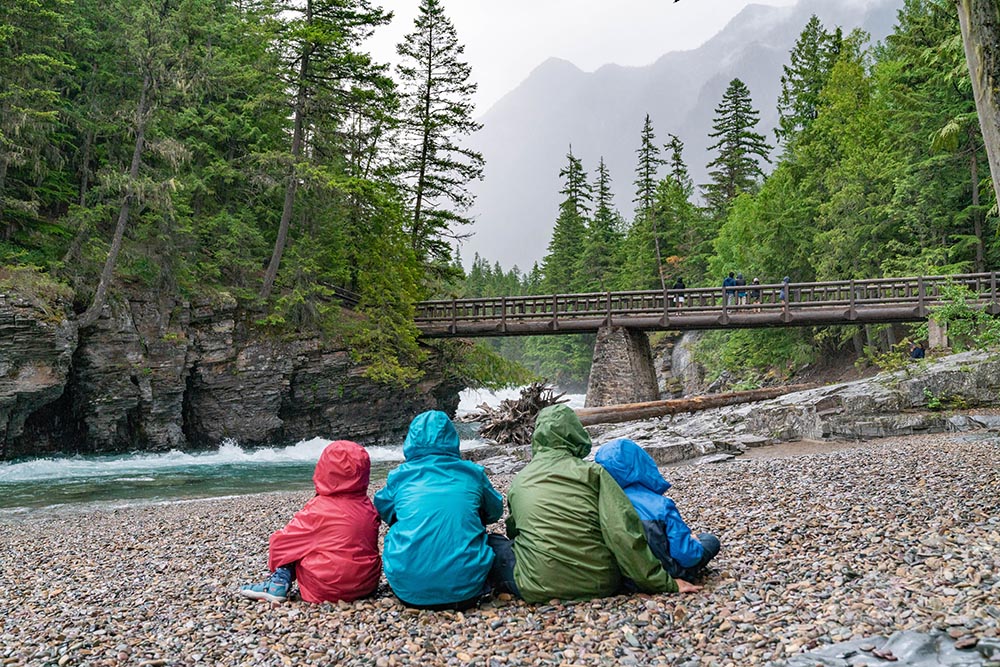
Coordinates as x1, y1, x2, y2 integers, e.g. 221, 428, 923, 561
0, 157, 9, 241
78, 73, 152, 329
260, 3, 312, 301
957, 0, 1000, 206
410, 21, 434, 255
971, 145, 985, 272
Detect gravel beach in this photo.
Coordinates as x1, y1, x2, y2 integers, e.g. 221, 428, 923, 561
1, 432, 997, 666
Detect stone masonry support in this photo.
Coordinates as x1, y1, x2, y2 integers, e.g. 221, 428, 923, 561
585, 326, 660, 408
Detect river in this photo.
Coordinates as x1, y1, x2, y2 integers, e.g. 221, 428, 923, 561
0, 389, 584, 514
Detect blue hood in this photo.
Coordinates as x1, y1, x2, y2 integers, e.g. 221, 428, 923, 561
594, 438, 671, 494
402, 410, 461, 461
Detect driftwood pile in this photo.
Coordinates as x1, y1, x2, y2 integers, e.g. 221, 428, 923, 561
459, 382, 567, 446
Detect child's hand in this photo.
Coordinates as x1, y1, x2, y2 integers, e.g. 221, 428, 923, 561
674, 578, 702, 593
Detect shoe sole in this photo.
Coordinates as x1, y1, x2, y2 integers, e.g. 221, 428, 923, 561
238, 588, 287, 604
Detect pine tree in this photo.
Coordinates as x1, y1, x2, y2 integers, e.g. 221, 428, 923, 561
703, 78, 773, 217
632, 114, 667, 289
776, 15, 842, 148
0, 0, 70, 240
580, 157, 622, 291
665, 133, 693, 193
541, 147, 591, 291
395, 0, 484, 269
259, 0, 392, 300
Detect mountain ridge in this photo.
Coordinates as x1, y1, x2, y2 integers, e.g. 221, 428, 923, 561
463, 0, 902, 271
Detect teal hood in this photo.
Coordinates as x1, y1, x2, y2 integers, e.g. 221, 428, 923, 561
403, 410, 461, 461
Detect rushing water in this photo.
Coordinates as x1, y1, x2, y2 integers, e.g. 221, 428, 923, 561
0, 389, 584, 514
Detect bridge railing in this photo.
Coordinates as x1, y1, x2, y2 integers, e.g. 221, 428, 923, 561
414, 272, 1000, 328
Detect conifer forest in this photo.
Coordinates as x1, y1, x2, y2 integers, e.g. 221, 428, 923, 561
2, 0, 999, 388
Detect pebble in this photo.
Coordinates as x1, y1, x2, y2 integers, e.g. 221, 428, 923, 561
1, 433, 997, 666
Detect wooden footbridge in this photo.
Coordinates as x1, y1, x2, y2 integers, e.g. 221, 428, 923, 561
414, 272, 1000, 337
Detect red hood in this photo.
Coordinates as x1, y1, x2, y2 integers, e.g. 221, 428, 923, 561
313, 440, 370, 496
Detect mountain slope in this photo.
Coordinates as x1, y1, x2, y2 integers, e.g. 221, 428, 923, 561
463, 0, 902, 271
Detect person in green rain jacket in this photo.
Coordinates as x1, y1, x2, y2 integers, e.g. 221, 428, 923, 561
374, 410, 504, 609
496, 404, 700, 603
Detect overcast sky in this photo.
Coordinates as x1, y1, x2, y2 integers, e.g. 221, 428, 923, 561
365, 0, 802, 113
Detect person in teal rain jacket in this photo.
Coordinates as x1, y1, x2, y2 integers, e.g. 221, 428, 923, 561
595, 438, 720, 581
374, 410, 504, 610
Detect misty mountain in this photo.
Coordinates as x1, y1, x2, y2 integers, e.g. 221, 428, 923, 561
461, 0, 903, 271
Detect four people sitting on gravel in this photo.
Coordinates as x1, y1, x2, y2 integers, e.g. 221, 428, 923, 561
239, 407, 714, 606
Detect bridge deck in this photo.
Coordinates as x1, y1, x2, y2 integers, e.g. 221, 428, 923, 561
415, 273, 1000, 337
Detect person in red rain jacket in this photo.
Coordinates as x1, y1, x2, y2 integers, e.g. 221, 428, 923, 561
238, 440, 381, 604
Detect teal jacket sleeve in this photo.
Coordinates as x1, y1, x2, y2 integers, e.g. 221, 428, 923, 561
373, 477, 396, 526
597, 468, 678, 593
480, 472, 504, 525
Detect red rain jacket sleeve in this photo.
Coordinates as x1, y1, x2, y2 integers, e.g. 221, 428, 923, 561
268, 497, 323, 571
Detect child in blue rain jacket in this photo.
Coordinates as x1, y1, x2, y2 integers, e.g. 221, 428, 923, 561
374, 410, 504, 610
595, 438, 720, 580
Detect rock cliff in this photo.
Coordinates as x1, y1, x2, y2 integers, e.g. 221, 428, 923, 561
0, 292, 461, 460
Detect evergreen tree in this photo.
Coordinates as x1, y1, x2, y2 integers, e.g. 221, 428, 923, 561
703, 78, 773, 217
395, 0, 484, 270
541, 147, 591, 291
579, 156, 622, 291
259, 0, 392, 300
776, 15, 843, 148
632, 114, 667, 289
0, 0, 70, 241
665, 133, 692, 191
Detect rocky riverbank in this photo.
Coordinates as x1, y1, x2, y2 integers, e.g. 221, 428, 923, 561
0, 290, 461, 460
2, 432, 997, 666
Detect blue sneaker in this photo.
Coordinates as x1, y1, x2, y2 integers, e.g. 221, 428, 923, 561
239, 573, 290, 603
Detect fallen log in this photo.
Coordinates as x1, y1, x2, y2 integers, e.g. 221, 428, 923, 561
574, 384, 815, 427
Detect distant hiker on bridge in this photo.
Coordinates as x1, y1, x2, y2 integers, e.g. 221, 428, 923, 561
672, 277, 686, 307
735, 273, 747, 305
723, 272, 737, 306
750, 277, 762, 309
779, 276, 791, 303
489, 404, 701, 602
595, 438, 720, 582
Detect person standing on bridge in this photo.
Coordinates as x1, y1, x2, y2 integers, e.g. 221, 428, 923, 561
723, 272, 737, 306
735, 273, 747, 305
779, 276, 791, 303
672, 277, 686, 308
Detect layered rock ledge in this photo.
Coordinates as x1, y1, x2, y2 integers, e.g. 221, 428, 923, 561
0, 292, 460, 459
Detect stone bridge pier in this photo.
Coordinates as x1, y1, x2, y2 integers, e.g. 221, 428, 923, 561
585, 326, 659, 408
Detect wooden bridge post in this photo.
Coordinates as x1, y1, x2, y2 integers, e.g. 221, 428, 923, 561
849, 279, 857, 320
605, 291, 612, 327
501, 296, 507, 333
551, 294, 558, 331
661, 285, 670, 327
917, 277, 927, 318
450, 298, 457, 334
991, 272, 999, 315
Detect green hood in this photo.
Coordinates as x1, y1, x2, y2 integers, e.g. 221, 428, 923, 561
531, 404, 591, 458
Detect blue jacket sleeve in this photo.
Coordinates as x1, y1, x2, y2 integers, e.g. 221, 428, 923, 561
663, 496, 704, 568
480, 472, 504, 525
373, 477, 397, 525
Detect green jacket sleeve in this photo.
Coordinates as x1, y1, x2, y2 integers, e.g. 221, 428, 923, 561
596, 468, 678, 593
